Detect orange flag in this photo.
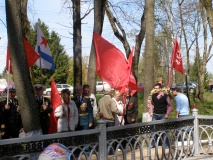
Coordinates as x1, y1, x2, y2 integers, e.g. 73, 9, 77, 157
6, 39, 40, 74
48, 77, 62, 134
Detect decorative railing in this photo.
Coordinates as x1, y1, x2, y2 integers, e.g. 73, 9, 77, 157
0, 108, 212, 160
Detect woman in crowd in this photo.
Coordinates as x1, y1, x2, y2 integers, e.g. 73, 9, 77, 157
112, 90, 125, 126
54, 89, 78, 132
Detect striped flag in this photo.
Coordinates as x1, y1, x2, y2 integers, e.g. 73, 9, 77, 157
35, 24, 55, 71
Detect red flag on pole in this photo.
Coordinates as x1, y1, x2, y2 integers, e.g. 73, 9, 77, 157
93, 32, 129, 88
171, 38, 184, 74
49, 77, 62, 134
49, 78, 61, 134
116, 47, 137, 95
168, 38, 184, 87
6, 39, 40, 74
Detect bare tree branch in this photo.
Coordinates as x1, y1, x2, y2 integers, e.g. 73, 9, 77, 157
106, 1, 130, 56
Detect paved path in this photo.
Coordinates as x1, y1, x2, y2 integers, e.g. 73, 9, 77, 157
80, 147, 212, 160
184, 155, 213, 160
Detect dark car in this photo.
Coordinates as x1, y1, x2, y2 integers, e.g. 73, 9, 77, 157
210, 85, 213, 92
137, 82, 144, 93
176, 82, 196, 93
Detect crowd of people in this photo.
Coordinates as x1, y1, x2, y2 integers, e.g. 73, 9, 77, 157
0, 83, 138, 139
0, 77, 189, 140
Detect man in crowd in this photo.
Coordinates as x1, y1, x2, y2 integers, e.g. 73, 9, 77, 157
72, 85, 93, 130
0, 85, 23, 139
170, 87, 189, 118
149, 83, 172, 120
123, 87, 138, 125
147, 77, 170, 109
98, 87, 122, 127
83, 84, 97, 128
34, 84, 52, 134
149, 83, 172, 148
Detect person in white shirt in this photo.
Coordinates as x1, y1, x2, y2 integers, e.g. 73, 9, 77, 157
112, 90, 125, 126
54, 89, 78, 132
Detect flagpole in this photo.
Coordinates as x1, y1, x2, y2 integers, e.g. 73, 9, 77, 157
36, 23, 45, 105
6, 60, 10, 105
167, 65, 173, 88
120, 94, 126, 125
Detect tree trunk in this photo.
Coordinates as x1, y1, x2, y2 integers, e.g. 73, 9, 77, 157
20, 0, 30, 39
143, 0, 155, 114
199, 3, 213, 102
5, 0, 41, 135
201, 0, 213, 38
73, 0, 82, 88
87, 0, 106, 94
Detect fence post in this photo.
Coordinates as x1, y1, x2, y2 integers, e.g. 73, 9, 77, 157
97, 119, 107, 160
192, 106, 199, 155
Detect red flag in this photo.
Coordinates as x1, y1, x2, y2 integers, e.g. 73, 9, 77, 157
116, 47, 137, 95
23, 39, 40, 67
93, 32, 129, 88
49, 77, 62, 134
171, 38, 184, 74
6, 39, 39, 74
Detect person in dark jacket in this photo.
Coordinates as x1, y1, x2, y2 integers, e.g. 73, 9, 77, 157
123, 87, 138, 124
34, 84, 52, 134
72, 85, 93, 131
0, 85, 23, 139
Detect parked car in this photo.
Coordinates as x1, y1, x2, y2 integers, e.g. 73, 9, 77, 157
175, 82, 196, 93
137, 82, 144, 93
0, 79, 7, 96
96, 81, 111, 92
43, 84, 74, 95
209, 85, 213, 92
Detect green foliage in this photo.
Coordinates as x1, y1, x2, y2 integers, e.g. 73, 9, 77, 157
67, 58, 74, 86
190, 55, 200, 82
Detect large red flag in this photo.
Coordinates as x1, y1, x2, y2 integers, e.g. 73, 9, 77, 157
49, 77, 62, 134
171, 38, 184, 74
6, 39, 39, 74
116, 47, 137, 95
93, 32, 129, 88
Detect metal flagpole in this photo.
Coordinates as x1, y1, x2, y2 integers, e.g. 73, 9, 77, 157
6, 60, 10, 105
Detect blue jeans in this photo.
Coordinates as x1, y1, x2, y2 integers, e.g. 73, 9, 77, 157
152, 114, 165, 121
179, 115, 188, 117
151, 114, 169, 147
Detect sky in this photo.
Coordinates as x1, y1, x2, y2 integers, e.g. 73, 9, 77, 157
0, 0, 125, 74
0, 0, 213, 75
